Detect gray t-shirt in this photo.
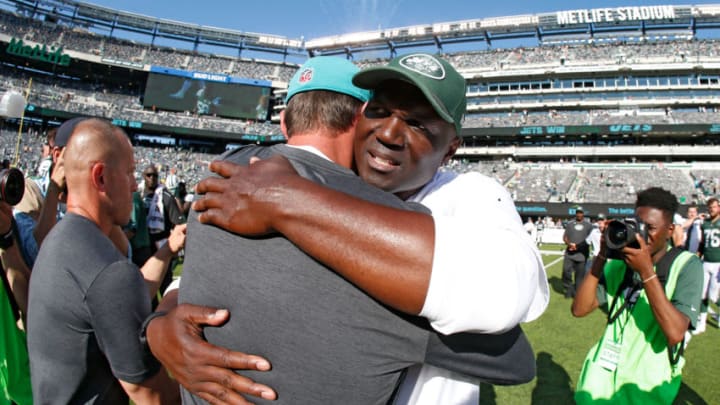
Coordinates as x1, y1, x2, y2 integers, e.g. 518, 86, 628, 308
564, 218, 593, 259
179, 145, 534, 404
28, 213, 160, 405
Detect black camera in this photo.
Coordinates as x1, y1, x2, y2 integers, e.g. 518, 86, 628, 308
0, 168, 25, 206
605, 217, 648, 251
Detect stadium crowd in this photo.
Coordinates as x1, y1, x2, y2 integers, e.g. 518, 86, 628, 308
0, 9, 299, 81
4, 123, 720, 210
464, 107, 720, 128
3, 62, 717, 134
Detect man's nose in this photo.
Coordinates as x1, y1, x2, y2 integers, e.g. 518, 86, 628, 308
375, 116, 406, 149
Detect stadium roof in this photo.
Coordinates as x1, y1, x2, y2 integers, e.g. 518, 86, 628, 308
3, 1, 720, 58
306, 4, 720, 56
3, 0, 305, 55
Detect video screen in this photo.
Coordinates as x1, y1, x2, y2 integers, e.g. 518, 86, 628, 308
143, 73, 271, 120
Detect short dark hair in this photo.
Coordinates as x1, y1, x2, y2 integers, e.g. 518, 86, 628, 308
144, 164, 158, 174
635, 187, 678, 223
707, 197, 719, 207
46, 128, 57, 148
284, 90, 363, 137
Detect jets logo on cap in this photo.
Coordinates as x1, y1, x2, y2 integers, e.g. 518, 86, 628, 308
399, 54, 445, 80
299, 68, 313, 83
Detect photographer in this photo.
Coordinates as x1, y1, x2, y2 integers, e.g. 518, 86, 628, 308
0, 175, 33, 405
572, 187, 703, 405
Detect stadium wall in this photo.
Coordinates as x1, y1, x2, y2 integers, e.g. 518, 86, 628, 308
516, 202, 697, 218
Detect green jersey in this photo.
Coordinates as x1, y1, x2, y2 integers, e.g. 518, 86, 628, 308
701, 218, 720, 262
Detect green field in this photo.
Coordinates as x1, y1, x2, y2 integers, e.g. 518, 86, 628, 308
480, 245, 720, 405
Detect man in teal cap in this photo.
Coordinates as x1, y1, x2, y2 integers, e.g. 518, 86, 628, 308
147, 54, 547, 404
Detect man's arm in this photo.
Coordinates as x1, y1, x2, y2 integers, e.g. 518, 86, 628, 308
88, 261, 179, 403
672, 223, 685, 248
194, 158, 436, 314
0, 202, 30, 322
194, 158, 546, 331
120, 369, 179, 405
563, 226, 576, 251
34, 152, 65, 247
0, 242, 31, 324
139, 224, 186, 297
623, 235, 696, 346
572, 256, 604, 317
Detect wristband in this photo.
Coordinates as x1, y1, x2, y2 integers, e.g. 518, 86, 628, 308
643, 274, 658, 284
139, 311, 168, 348
0, 225, 14, 250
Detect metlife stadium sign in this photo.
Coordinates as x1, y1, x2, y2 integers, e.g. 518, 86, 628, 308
556, 5, 676, 24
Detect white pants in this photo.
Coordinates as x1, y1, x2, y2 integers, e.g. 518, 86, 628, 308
701, 261, 720, 303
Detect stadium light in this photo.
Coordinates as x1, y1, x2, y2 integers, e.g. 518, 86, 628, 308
0, 91, 26, 118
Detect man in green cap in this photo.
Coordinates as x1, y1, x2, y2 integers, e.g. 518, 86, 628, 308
147, 54, 547, 404
563, 206, 593, 298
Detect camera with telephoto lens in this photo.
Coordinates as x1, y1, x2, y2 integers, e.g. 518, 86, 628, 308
605, 217, 648, 252
0, 168, 24, 206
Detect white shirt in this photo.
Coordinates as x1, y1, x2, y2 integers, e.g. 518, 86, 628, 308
586, 225, 602, 258
524, 220, 538, 243
395, 170, 549, 405
165, 172, 179, 192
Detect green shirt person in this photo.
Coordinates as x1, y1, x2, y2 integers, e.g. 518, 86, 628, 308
572, 187, 703, 405
0, 275, 32, 405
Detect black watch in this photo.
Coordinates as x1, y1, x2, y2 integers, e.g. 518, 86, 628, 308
139, 311, 168, 349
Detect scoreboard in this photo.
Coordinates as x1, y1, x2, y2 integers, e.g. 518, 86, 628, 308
143, 67, 272, 121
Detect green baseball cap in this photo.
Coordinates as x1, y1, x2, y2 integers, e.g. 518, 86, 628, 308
286, 56, 370, 104
352, 53, 466, 136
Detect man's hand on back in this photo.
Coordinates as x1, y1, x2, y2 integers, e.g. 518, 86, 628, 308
193, 156, 300, 235
147, 296, 277, 404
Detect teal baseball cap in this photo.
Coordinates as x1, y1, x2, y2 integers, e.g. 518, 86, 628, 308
285, 56, 370, 104
352, 53, 467, 136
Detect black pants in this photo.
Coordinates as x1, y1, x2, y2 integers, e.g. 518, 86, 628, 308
562, 255, 587, 297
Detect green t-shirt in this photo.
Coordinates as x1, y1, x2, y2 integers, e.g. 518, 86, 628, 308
0, 279, 32, 405
671, 255, 704, 329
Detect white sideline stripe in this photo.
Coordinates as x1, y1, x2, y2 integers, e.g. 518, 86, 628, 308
544, 256, 564, 269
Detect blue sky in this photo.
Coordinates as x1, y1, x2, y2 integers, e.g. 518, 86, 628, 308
86, 1, 704, 40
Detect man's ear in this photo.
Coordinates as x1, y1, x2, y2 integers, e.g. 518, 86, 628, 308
279, 110, 288, 140
442, 136, 461, 165
51, 146, 63, 164
90, 162, 106, 191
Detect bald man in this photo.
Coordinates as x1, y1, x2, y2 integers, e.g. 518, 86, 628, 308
27, 119, 179, 404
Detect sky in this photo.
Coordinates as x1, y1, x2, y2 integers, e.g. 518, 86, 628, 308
84, 0, 711, 40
